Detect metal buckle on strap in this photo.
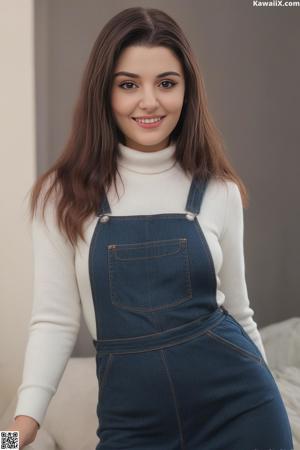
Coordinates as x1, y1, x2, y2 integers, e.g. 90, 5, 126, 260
185, 211, 196, 221
99, 214, 110, 223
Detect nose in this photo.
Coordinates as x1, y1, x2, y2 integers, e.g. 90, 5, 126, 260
138, 88, 159, 109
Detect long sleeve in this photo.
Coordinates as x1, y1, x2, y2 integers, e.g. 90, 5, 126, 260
218, 181, 268, 365
14, 190, 82, 427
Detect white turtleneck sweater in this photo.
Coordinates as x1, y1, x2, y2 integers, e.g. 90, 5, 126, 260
14, 141, 268, 427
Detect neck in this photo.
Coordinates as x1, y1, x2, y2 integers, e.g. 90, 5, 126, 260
117, 140, 177, 175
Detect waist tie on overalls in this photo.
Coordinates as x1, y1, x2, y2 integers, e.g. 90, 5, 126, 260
93, 306, 228, 355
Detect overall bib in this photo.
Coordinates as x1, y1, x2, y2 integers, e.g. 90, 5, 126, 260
90, 175, 294, 450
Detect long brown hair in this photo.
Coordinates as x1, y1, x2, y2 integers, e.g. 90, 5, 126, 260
29, 6, 249, 249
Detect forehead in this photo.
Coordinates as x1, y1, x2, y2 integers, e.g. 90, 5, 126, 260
114, 45, 183, 76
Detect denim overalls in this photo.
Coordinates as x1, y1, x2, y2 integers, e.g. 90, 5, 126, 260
90, 174, 294, 450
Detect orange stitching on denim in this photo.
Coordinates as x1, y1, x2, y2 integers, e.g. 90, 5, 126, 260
160, 349, 187, 450
94, 313, 226, 356
108, 238, 193, 312
205, 329, 263, 364
97, 353, 114, 409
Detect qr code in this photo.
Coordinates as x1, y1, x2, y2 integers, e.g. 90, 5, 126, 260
1, 431, 19, 449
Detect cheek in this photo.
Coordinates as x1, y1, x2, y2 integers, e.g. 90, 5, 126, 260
111, 90, 134, 117
162, 95, 184, 113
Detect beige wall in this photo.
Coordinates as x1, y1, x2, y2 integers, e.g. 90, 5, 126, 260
0, 0, 36, 415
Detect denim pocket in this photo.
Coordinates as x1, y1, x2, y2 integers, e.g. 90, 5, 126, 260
205, 316, 263, 364
108, 238, 192, 312
228, 316, 276, 375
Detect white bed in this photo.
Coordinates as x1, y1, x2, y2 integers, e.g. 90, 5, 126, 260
259, 316, 300, 449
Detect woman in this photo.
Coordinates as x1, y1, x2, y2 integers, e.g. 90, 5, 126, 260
9, 7, 293, 450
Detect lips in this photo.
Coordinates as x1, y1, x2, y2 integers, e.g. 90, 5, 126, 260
132, 116, 166, 129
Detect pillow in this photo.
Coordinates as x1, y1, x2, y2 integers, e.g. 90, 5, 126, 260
259, 317, 300, 370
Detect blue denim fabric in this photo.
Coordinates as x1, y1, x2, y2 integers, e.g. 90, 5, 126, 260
89, 175, 294, 449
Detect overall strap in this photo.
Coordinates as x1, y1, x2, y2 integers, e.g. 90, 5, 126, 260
97, 189, 111, 216
185, 175, 209, 215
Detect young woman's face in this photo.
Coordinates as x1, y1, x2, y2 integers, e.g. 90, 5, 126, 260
111, 45, 185, 152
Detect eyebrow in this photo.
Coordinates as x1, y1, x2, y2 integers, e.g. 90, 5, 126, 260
113, 71, 181, 78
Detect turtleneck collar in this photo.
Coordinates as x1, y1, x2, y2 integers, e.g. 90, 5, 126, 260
117, 140, 177, 174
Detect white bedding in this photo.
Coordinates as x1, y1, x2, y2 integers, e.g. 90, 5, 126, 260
260, 317, 300, 449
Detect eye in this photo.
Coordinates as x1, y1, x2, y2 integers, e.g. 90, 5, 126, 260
160, 80, 177, 89
119, 82, 136, 90
118, 80, 177, 90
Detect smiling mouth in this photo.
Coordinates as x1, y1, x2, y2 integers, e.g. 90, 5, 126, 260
132, 116, 166, 122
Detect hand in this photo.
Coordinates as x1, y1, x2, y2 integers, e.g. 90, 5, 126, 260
6, 415, 40, 450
